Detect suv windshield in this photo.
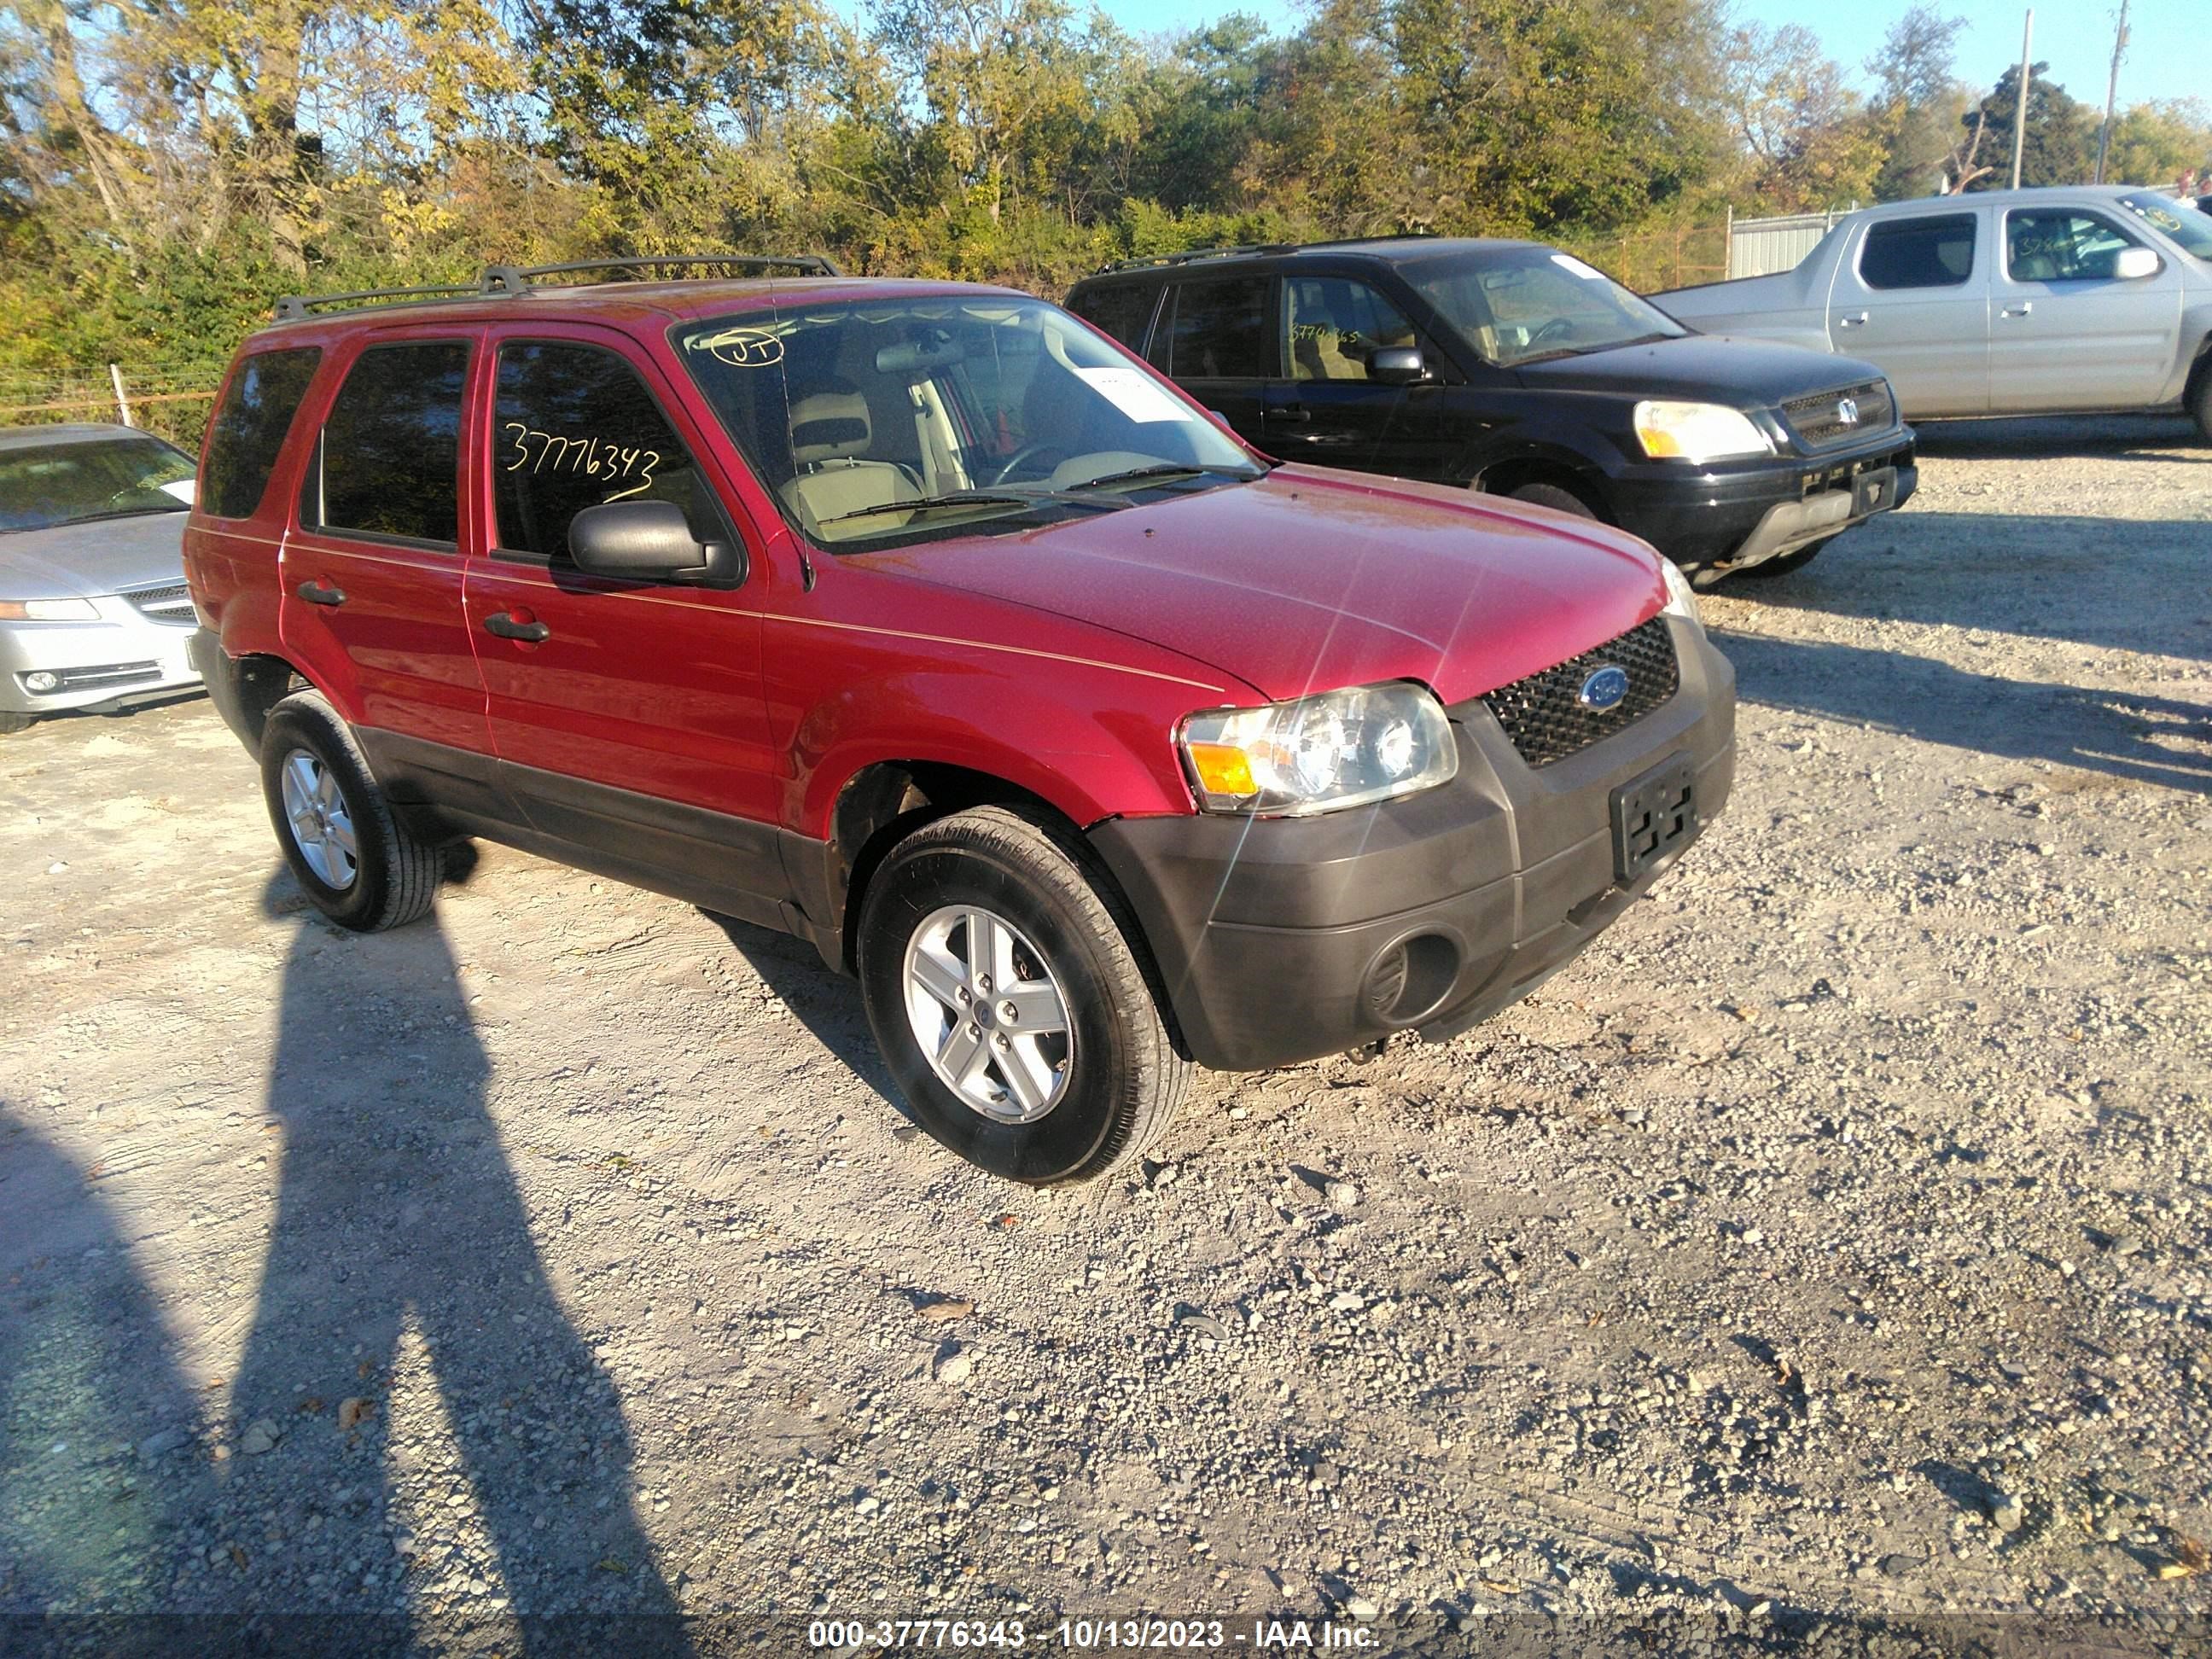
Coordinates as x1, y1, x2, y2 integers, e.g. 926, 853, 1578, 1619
0, 434, 197, 533
675, 295, 1262, 547
2116, 193, 2212, 262
1410, 247, 1690, 368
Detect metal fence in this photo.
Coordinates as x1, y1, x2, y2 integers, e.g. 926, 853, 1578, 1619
1725, 207, 1856, 281
0, 365, 225, 445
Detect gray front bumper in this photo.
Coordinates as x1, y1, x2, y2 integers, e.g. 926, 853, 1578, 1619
0, 595, 202, 715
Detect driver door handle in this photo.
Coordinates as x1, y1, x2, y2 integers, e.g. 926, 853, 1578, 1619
482, 610, 550, 643
295, 579, 346, 608
1836, 311, 1869, 328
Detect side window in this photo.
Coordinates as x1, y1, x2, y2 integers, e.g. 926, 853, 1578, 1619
1284, 278, 1418, 381
201, 346, 322, 520
1164, 277, 1272, 380
1067, 284, 1158, 352
1859, 215, 1977, 290
2006, 210, 2139, 282
494, 341, 729, 562
304, 341, 471, 544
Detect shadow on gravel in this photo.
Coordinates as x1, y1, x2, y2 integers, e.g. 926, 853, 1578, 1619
1911, 413, 2204, 461
702, 911, 899, 1111
0, 1108, 215, 1612
1732, 511, 2212, 663
209, 871, 684, 1645
1712, 629, 2212, 793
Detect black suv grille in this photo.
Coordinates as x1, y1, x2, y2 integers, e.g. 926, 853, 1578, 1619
1478, 616, 1679, 767
1781, 380, 1894, 450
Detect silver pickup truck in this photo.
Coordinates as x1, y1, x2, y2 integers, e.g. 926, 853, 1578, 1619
1654, 186, 2212, 439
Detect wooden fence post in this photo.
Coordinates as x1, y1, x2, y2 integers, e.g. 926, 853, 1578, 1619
108, 364, 135, 428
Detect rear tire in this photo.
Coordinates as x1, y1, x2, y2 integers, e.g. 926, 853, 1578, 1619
2189, 361, 2212, 445
259, 690, 443, 932
1506, 480, 1598, 519
1732, 536, 1833, 579
857, 806, 1190, 1185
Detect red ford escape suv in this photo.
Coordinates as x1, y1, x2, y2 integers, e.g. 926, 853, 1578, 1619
184, 256, 1736, 1185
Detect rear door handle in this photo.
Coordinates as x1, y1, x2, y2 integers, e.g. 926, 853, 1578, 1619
1836, 311, 1869, 328
295, 579, 346, 607
1266, 405, 1313, 424
2001, 302, 2034, 317
482, 610, 550, 643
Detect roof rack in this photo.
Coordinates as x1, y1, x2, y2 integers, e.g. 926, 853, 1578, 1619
272, 253, 844, 321
1092, 232, 1440, 276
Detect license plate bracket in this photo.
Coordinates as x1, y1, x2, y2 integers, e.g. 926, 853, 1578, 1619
1852, 465, 1896, 516
1610, 752, 1697, 883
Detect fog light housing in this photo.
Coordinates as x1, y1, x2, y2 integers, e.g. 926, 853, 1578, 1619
23, 670, 61, 693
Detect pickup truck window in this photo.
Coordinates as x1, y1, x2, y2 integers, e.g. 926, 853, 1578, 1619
2117, 193, 2212, 261
1859, 215, 1976, 290
2005, 210, 2139, 282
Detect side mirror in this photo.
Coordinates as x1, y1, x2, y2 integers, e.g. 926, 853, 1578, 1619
2113, 246, 2161, 280
1368, 346, 1431, 386
568, 499, 742, 585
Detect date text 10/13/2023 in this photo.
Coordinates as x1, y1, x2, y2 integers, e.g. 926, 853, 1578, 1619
806, 1619, 1379, 1650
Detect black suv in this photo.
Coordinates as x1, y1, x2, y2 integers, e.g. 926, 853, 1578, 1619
1066, 238, 1918, 585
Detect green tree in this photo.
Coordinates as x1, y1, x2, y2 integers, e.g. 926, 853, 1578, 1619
1960, 63, 2097, 190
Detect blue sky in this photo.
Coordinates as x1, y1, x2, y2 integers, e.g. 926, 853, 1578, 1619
1091, 0, 2201, 110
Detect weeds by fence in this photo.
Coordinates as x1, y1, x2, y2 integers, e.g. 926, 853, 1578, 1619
0, 366, 225, 445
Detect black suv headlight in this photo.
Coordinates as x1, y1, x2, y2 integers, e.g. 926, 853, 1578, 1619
1179, 683, 1458, 816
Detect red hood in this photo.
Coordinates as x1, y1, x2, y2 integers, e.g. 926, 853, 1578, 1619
849, 466, 1669, 706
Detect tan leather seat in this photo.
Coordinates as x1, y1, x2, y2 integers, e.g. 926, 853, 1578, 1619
781, 386, 918, 536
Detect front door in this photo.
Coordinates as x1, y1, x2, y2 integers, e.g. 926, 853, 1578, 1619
462, 326, 789, 923
1825, 209, 1990, 417
280, 334, 495, 795
1265, 274, 1450, 479
1989, 206, 2184, 411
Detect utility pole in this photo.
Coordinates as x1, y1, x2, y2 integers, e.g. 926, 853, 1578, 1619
2094, 0, 2129, 184
2009, 10, 2034, 192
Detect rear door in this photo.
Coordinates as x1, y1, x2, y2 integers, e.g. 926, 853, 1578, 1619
462, 324, 789, 923
1825, 209, 1989, 416
1150, 276, 1275, 445
1262, 272, 1452, 479
281, 332, 495, 785
1989, 205, 2184, 410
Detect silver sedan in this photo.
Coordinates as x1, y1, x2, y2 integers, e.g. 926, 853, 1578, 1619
1, 423, 204, 734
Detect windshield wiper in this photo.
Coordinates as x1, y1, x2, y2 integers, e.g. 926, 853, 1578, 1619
1062, 463, 1259, 492
812, 490, 1036, 530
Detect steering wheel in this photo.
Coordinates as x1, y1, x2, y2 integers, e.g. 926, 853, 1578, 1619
987, 443, 1070, 486
1529, 317, 1576, 347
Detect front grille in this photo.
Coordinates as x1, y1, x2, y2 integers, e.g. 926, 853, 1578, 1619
1780, 380, 1894, 450
1478, 616, 1679, 767
124, 583, 197, 626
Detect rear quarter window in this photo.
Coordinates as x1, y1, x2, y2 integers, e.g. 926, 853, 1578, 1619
1068, 283, 1159, 351
201, 346, 323, 520
1859, 215, 1977, 290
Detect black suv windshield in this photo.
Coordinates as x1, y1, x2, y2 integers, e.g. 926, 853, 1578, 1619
0, 434, 197, 533
1410, 247, 1689, 368
2116, 193, 2212, 262
674, 295, 1262, 548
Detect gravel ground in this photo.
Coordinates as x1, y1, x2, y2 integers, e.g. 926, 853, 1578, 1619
2, 415, 2208, 1656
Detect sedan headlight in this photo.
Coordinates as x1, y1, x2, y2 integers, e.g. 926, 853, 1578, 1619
1180, 683, 1458, 816
0, 597, 100, 621
1633, 400, 1773, 463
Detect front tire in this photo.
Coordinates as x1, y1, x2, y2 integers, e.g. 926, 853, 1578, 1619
2189, 362, 2212, 445
1506, 480, 1598, 519
259, 690, 443, 932
0, 710, 34, 735
857, 806, 1190, 1185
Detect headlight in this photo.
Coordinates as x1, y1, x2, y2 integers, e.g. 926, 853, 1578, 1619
1659, 557, 1703, 626
1180, 683, 1458, 816
1633, 400, 1773, 463
0, 597, 100, 621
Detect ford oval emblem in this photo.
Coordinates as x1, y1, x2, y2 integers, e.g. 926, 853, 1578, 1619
1578, 664, 1631, 710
